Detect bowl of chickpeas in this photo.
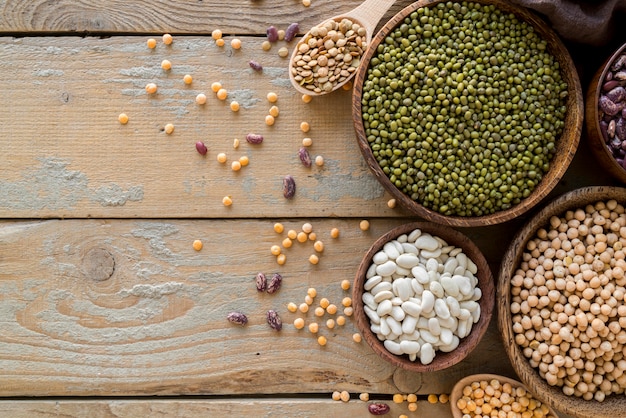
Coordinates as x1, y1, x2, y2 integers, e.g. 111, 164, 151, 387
498, 186, 626, 418
352, 0, 583, 227
450, 374, 559, 418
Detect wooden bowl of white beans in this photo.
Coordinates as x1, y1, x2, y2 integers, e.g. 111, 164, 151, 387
352, 222, 494, 372
498, 186, 626, 418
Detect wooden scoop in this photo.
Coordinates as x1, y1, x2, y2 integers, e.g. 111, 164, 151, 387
288, 0, 397, 96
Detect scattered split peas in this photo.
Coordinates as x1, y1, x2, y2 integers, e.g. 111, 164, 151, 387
317, 335, 327, 346
215, 38, 225, 47
340, 279, 350, 290
211, 29, 222, 40
300, 121, 310, 132
162, 33, 173, 45
195, 93, 207, 105
230, 38, 242, 49
331, 228, 340, 239
359, 220, 370, 231
273, 222, 284, 234
265, 115, 275, 126
294, 317, 305, 329
314, 155, 324, 166
269, 106, 279, 118
302, 0, 311, 6
164, 123, 175, 135
222, 196, 232, 206
287, 302, 297, 312
211, 82, 222, 93
146, 38, 157, 49
145, 83, 158, 94
230, 101, 240, 112
192, 240, 203, 251
302, 94, 312, 103
183, 74, 193, 84
161, 59, 172, 71
267, 92, 278, 103
302, 137, 313, 147
118, 113, 129, 125
217, 153, 227, 163
216, 88, 228, 100
276, 253, 286, 265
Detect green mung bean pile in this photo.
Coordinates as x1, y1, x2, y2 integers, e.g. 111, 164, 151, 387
361, 1, 568, 217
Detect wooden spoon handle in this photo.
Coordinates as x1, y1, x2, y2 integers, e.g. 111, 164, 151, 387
348, 0, 397, 41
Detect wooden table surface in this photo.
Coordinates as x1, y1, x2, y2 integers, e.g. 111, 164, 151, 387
1, 1, 625, 417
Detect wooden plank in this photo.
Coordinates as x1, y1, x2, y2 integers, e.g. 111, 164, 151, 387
0, 398, 459, 418
0, 1, 411, 35
0, 218, 515, 397
0, 35, 618, 219
0, 35, 406, 219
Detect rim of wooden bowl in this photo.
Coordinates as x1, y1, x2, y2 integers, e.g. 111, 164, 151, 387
351, 0, 583, 227
449, 373, 560, 418
352, 221, 494, 372
497, 186, 626, 418
584, 42, 626, 184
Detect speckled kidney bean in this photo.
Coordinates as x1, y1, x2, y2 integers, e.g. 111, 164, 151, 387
598, 52, 626, 168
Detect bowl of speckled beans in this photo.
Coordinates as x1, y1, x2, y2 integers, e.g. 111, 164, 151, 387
352, 221, 494, 372
498, 186, 626, 418
585, 42, 626, 184
352, 0, 583, 227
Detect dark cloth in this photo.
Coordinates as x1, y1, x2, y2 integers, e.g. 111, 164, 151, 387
509, 0, 626, 45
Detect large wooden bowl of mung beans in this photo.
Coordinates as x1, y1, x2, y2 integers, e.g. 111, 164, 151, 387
352, 221, 494, 372
498, 186, 626, 418
352, 0, 583, 227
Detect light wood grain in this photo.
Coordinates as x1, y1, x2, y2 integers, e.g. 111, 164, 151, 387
0, 398, 456, 418
0, 218, 514, 397
0, 0, 412, 35
0, 35, 406, 219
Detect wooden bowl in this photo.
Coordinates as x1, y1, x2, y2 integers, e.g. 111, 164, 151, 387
352, 222, 494, 372
450, 374, 559, 418
584, 42, 626, 184
352, 0, 583, 227
497, 186, 626, 418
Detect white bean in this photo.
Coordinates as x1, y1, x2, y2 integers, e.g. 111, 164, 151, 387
453, 265, 467, 276
412, 265, 430, 284
425, 258, 439, 273
419, 342, 435, 365
390, 305, 406, 322
439, 315, 458, 331
446, 296, 461, 317
366, 263, 377, 279
396, 234, 408, 243
394, 266, 411, 276
364, 305, 381, 324
384, 339, 403, 355
430, 281, 445, 298
393, 278, 413, 301
386, 316, 403, 336
458, 308, 471, 321
421, 248, 442, 259
434, 298, 451, 320
467, 258, 478, 274
420, 329, 439, 344
407, 228, 422, 242
415, 234, 439, 251
454, 274, 472, 296
444, 257, 458, 274
371, 281, 392, 295
428, 317, 441, 336
380, 317, 391, 336
373, 290, 394, 303
410, 278, 424, 295
401, 243, 418, 254
383, 242, 400, 259
440, 335, 460, 352
440, 275, 459, 298
402, 314, 419, 334
376, 260, 397, 276
455, 252, 467, 269
372, 250, 388, 265
376, 299, 393, 317
400, 339, 421, 355
396, 253, 420, 269
362, 292, 377, 310
364, 275, 382, 291
401, 301, 422, 317
471, 304, 481, 323
391, 240, 404, 254
421, 290, 435, 313
439, 327, 453, 346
